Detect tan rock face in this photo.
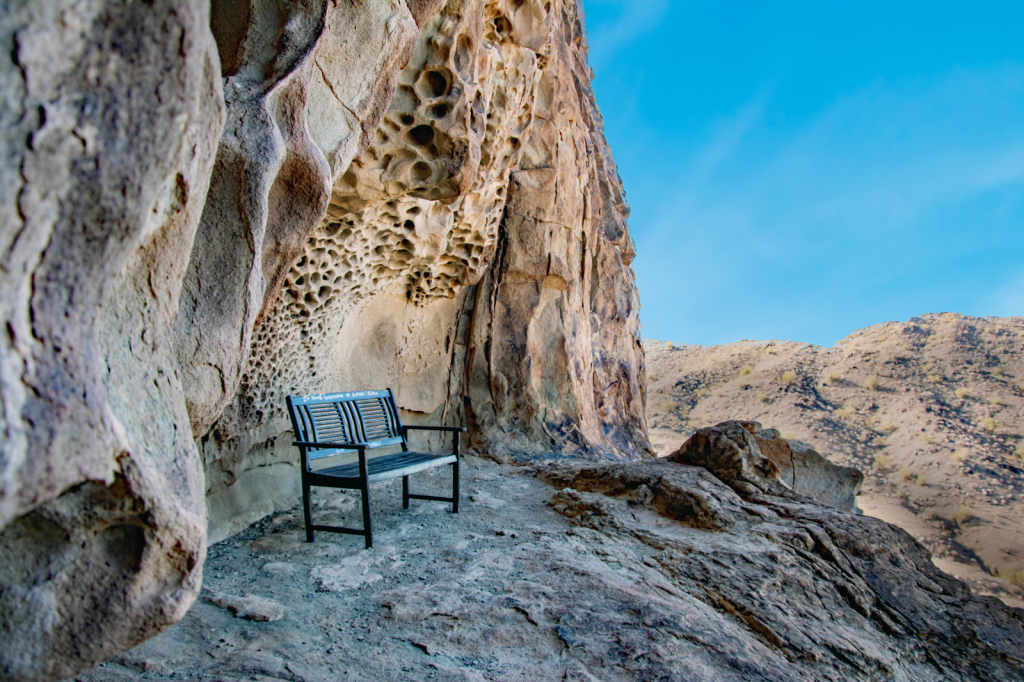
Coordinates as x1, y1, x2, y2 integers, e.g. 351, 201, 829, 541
0, 1, 224, 679
202, 0, 650, 539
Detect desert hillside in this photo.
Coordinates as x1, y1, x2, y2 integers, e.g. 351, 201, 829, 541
645, 312, 1024, 606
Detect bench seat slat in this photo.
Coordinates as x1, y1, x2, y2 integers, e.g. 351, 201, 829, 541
316, 451, 456, 483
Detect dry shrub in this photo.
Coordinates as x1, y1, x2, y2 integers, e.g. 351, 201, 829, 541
781, 370, 797, 385
881, 421, 897, 433
951, 449, 969, 464
738, 365, 752, 376
955, 387, 969, 399
825, 370, 843, 384
660, 397, 676, 413
952, 504, 974, 525
979, 417, 997, 433
864, 415, 879, 429
999, 567, 1024, 588
920, 433, 933, 444
835, 407, 853, 420
755, 393, 767, 403
923, 362, 935, 373
864, 375, 880, 391
694, 388, 707, 399
897, 466, 916, 483
873, 454, 892, 471
927, 373, 942, 384
989, 397, 1005, 406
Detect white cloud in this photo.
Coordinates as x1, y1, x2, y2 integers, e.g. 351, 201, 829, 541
583, 0, 669, 72
982, 270, 1024, 317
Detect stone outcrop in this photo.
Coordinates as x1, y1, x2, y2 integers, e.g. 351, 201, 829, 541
670, 421, 864, 513
540, 458, 1024, 681
0, 0, 647, 677
201, 0, 650, 540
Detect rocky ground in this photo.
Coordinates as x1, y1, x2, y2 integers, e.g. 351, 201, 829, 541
645, 312, 1024, 607
75, 451, 1024, 681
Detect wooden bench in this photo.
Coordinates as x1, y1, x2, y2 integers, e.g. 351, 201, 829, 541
286, 389, 465, 549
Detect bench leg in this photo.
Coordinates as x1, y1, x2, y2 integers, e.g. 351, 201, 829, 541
452, 459, 459, 514
402, 475, 409, 510
360, 481, 373, 549
302, 481, 315, 543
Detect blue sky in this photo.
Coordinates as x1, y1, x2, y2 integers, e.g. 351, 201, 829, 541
582, 1, 1024, 346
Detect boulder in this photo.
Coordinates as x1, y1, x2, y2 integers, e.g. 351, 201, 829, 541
540, 458, 1024, 680
669, 420, 864, 513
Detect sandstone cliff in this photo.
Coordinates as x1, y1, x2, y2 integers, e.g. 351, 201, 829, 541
0, 1, 647, 678
199, 0, 650, 541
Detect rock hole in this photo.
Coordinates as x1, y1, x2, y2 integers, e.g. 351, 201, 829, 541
410, 125, 435, 146
400, 114, 415, 126
494, 16, 513, 36
454, 35, 473, 78
404, 220, 415, 230
428, 103, 450, 119
424, 70, 449, 97
406, 206, 421, 215
411, 161, 432, 182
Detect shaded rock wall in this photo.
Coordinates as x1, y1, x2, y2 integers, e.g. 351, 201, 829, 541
0, 1, 224, 679
202, 0, 650, 540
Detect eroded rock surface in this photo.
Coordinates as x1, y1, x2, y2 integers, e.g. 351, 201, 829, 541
78, 456, 1024, 682
202, 0, 649, 540
0, 2, 223, 680
670, 420, 864, 513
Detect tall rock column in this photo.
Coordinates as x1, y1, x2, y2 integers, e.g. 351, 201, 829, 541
0, 1, 224, 679
461, 0, 649, 459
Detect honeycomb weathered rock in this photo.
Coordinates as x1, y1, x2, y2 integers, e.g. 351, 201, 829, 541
202, 0, 651, 539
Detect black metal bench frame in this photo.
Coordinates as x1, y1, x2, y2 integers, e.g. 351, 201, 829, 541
286, 389, 465, 549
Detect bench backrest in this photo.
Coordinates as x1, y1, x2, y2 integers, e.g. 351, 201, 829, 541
287, 389, 406, 461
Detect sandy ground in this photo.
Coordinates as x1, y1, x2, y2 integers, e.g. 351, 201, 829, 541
643, 313, 1024, 607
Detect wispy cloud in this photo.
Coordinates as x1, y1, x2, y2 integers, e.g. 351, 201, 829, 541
983, 269, 1024, 317
584, 0, 669, 72
633, 63, 1024, 344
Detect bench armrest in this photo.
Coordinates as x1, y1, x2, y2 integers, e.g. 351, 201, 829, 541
401, 425, 467, 434
293, 440, 366, 451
